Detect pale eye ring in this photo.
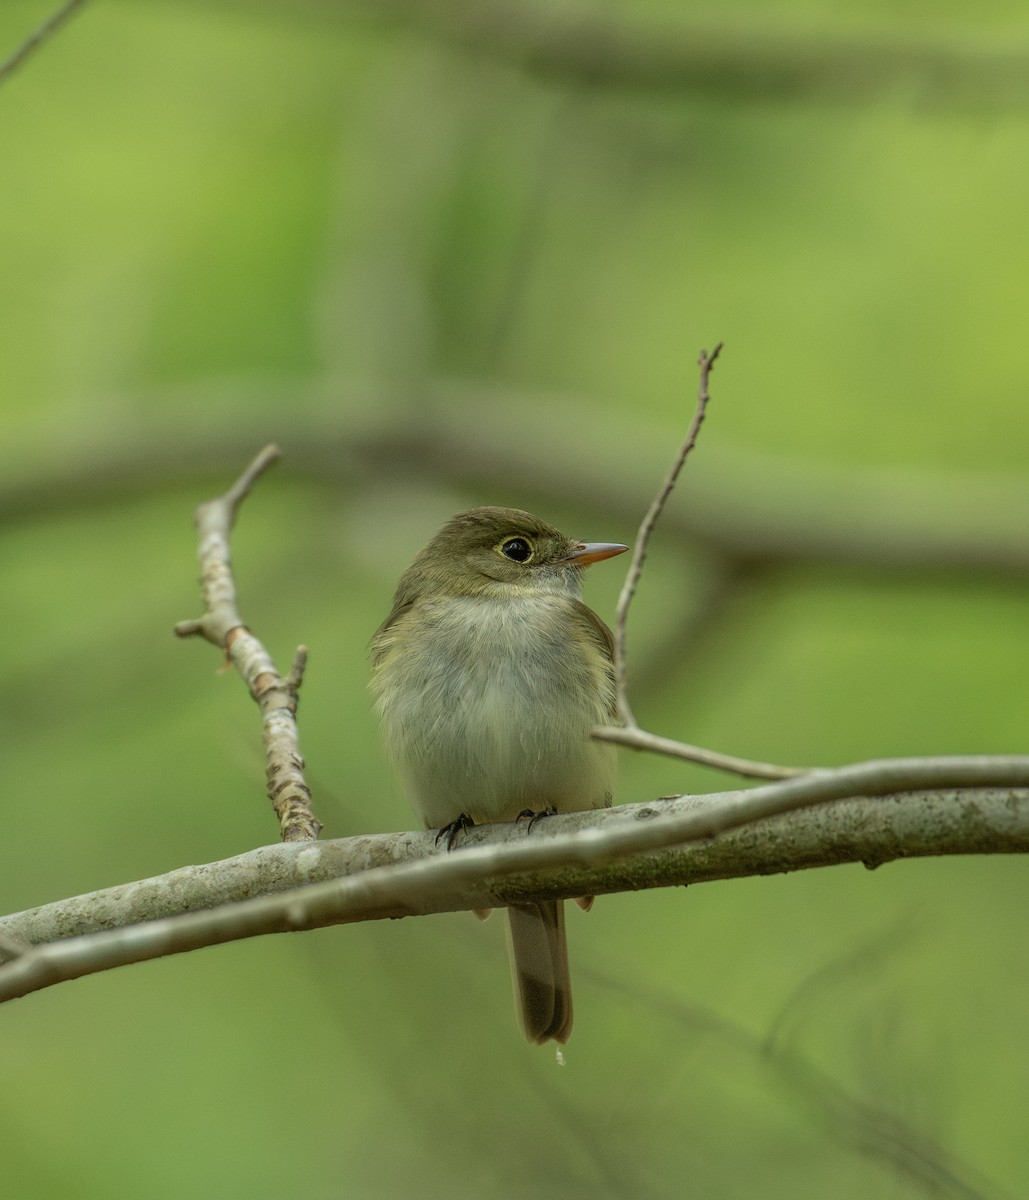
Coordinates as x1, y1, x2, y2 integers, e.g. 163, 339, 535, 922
499, 537, 533, 563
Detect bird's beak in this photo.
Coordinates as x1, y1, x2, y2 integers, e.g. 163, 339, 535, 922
562, 541, 630, 567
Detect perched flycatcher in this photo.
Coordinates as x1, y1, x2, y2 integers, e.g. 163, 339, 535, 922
371, 506, 627, 1043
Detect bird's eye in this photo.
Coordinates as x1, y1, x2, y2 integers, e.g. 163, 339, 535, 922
499, 537, 533, 563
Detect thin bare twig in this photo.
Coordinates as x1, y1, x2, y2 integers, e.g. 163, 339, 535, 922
175, 445, 322, 842
0, 0, 89, 87
600, 347, 812, 779
592, 724, 805, 779
285, 645, 309, 690
612, 343, 722, 727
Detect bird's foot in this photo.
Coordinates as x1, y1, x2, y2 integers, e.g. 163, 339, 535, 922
515, 806, 557, 833
436, 813, 475, 850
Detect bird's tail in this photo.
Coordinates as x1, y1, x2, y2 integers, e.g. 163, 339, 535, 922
505, 900, 573, 1044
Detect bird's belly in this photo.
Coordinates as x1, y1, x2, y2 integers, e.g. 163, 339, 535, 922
376, 599, 616, 829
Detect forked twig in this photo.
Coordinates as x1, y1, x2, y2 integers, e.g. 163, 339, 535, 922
597, 344, 807, 779
175, 445, 322, 842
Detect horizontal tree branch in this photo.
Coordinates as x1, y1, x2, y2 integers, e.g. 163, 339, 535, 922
2, 761, 1027, 1002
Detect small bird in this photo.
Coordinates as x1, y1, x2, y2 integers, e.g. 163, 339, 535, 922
371, 506, 628, 1044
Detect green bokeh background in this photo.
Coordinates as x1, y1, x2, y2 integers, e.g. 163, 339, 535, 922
2, 2, 1027, 1197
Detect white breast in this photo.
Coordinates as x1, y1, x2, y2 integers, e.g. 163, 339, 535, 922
373, 594, 616, 829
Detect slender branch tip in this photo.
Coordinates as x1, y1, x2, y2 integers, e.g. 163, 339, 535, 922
700, 342, 724, 369
611, 344, 722, 726
224, 444, 283, 508
287, 646, 309, 690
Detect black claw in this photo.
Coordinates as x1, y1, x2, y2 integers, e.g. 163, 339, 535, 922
516, 806, 557, 833
436, 813, 475, 850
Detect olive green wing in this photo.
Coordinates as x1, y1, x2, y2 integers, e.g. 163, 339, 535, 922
567, 599, 620, 721
369, 583, 417, 668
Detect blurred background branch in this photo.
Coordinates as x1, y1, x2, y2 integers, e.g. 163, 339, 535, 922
6, 389, 1029, 575
0, 0, 88, 87
303, 0, 1029, 109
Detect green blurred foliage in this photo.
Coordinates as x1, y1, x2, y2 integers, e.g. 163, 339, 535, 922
1, 1, 1027, 1197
